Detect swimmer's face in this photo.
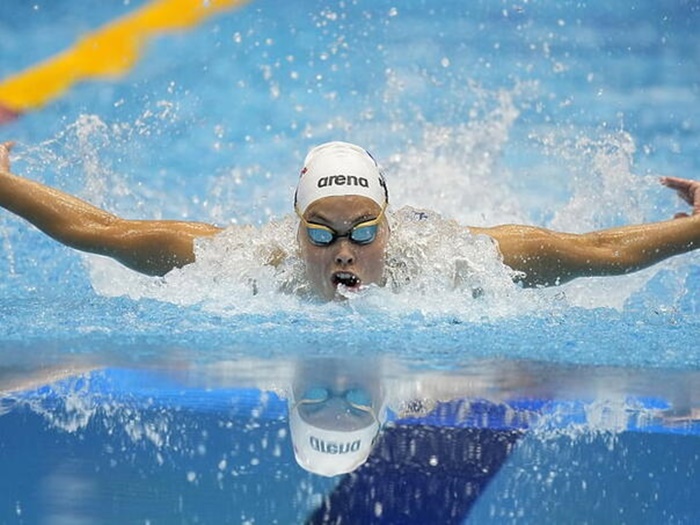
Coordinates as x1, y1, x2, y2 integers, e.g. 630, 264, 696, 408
297, 196, 389, 300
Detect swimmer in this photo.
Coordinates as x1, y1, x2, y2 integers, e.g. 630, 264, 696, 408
1, 140, 699, 300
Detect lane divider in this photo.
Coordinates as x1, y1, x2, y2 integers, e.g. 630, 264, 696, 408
0, 0, 249, 124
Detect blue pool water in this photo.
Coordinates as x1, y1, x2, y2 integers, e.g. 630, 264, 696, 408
1, 0, 700, 523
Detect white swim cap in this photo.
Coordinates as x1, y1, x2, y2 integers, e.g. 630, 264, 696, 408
294, 141, 388, 214
288, 398, 382, 477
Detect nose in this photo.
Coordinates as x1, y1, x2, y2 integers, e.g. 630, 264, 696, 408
334, 242, 355, 266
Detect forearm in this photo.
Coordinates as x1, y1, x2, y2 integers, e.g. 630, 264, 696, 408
480, 216, 700, 287
587, 216, 700, 273
0, 168, 222, 276
0, 168, 118, 248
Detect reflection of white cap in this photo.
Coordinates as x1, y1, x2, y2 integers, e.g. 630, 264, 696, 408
294, 141, 388, 214
288, 402, 381, 477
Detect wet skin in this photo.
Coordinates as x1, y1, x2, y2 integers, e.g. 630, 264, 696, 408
297, 195, 389, 301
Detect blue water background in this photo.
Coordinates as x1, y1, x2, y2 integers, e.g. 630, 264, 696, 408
1, 0, 700, 523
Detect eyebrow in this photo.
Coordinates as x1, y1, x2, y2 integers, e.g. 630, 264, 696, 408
307, 211, 377, 226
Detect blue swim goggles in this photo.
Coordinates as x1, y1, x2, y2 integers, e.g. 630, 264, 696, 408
296, 204, 386, 247
296, 386, 374, 414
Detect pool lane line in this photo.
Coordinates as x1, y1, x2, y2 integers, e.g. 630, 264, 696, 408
0, 0, 250, 125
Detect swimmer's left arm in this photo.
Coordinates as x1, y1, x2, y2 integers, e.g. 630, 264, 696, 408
474, 177, 700, 287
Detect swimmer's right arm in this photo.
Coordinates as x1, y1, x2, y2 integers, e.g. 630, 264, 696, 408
0, 142, 223, 276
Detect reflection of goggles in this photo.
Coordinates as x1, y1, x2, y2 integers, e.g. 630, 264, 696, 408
296, 386, 374, 414
296, 204, 386, 247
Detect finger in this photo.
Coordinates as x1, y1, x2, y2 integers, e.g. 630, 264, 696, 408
660, 176, 691, 190
676, 189, 694, 206
678, 181, 700, 213
661, 176, 696, 206
0, 142, 12, 171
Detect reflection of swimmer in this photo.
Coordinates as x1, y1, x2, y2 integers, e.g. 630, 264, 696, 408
287, 358, 387, 477
165, 355, 388, 476
1, 140, 699, 300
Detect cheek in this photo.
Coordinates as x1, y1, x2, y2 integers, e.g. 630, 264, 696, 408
301, 244, 329, 273
298, 231, 317, 265
361, 242, 387, 276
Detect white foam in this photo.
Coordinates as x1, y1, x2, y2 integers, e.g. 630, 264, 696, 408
85, 206, 560, 323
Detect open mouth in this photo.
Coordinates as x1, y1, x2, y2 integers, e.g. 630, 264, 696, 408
331, 271, 361, 290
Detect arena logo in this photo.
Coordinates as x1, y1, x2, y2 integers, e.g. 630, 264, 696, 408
317, 174, 369, 188
310, 436, 361, 454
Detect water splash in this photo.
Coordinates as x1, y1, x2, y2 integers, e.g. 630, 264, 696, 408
6, 81, 696, 320
385, 83, 529, 226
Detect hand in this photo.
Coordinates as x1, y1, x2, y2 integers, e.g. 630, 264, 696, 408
0, 141, 14, 172
660, 176, 700, 218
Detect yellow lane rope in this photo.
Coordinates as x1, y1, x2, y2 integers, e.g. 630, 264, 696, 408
0, 0, 248, 121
